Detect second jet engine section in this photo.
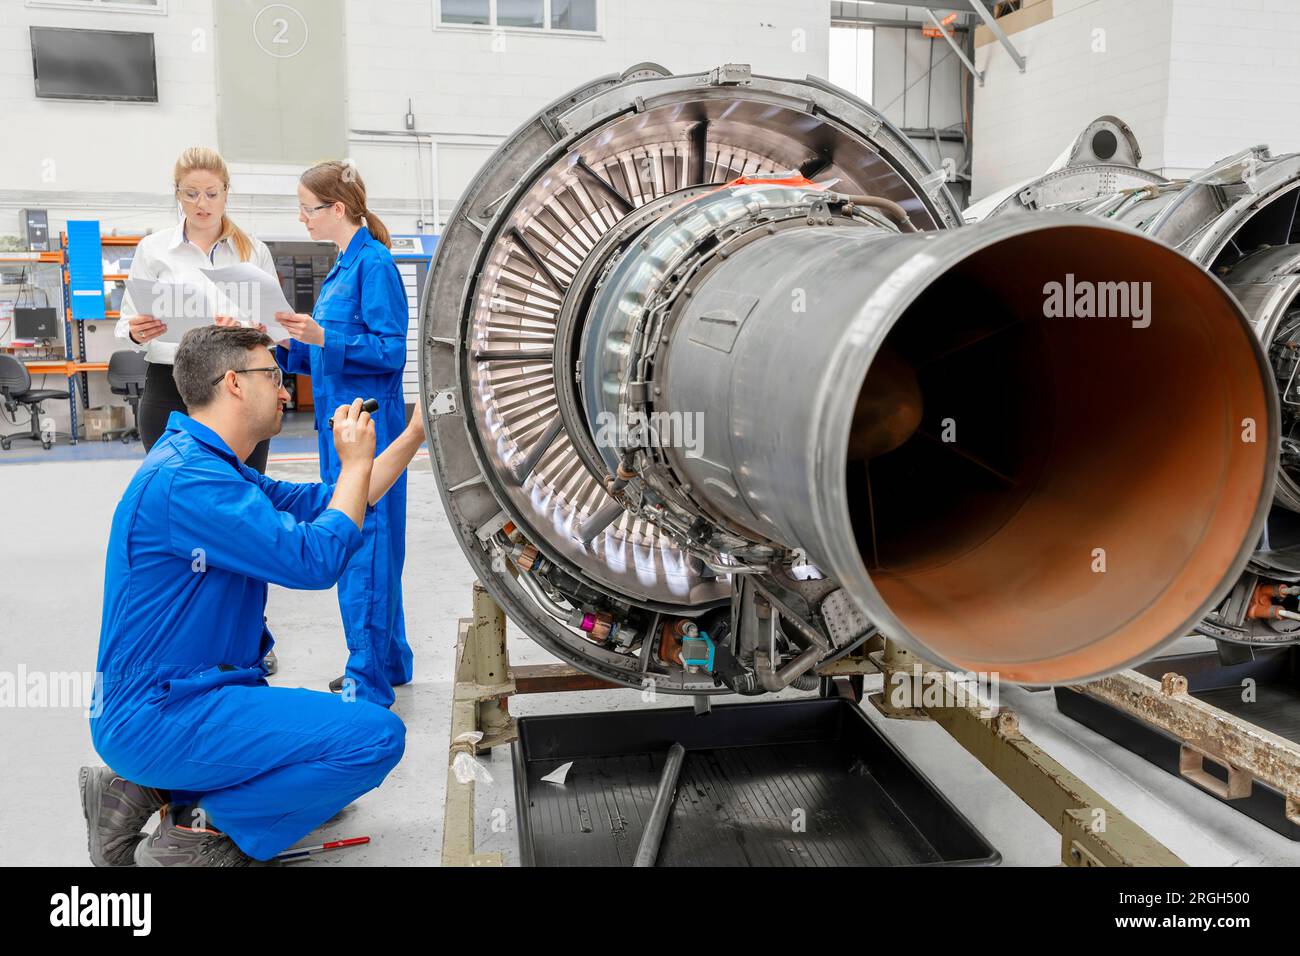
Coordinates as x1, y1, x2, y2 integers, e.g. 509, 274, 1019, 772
972, 129, 1300, 644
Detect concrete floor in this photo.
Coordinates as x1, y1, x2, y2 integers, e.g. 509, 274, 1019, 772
3, 432, 1300, 866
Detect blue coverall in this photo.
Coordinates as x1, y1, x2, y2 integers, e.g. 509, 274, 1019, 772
91, 413, 405, 862
277, 227, 413, 708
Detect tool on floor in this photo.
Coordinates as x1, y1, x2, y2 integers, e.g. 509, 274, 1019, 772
633, 742, 686, 867
273, 835, 370, 862
325, 398, 379, 429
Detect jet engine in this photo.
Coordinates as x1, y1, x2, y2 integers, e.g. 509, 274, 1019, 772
419, 65, 1277, 692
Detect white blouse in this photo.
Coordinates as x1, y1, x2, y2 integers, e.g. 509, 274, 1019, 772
115, 221, 278, 365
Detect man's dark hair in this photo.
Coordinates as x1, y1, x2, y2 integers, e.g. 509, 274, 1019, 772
173, 325, 275, 409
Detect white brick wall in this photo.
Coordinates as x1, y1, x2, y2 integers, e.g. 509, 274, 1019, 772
971, 0, 1175, 201
0, 0, 219, 207
1164, 0, 1300, 175
973, 0, 1300, 199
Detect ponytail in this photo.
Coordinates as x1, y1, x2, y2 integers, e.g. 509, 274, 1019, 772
219, 214, 255, 262
361, 207, 391, 248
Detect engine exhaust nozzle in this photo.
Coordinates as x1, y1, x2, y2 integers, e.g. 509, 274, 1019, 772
658, 214, 1278, 683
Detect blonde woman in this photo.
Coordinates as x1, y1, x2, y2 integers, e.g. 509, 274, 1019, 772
117, 147, 278, 472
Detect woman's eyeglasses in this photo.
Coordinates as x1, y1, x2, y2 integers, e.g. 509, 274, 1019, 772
177, 187, 227, 205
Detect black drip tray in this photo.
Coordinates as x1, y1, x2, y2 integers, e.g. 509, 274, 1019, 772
1055, 646, 1300, 840
511, 698, 999, 867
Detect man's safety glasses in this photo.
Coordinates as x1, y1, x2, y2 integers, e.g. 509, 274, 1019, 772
212, 367, 284, 388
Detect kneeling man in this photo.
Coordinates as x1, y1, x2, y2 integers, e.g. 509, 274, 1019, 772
81, 325, 425, 866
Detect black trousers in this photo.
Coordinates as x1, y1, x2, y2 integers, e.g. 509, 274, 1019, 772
139, 362, 270, 473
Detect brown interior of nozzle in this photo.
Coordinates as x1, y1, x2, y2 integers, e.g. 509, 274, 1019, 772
846, 227, 1272, 683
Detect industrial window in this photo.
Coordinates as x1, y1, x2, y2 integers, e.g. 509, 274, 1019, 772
829, 24, 873, 104
26, 0, 166, 13
550, 0, 596, 31
499, 0, 542, 29
437, 0, 599, 34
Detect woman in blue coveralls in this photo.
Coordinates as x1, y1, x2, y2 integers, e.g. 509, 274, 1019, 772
274, 161, 413, 708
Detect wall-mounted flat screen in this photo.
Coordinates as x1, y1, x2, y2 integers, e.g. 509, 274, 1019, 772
31, 27, 158, 103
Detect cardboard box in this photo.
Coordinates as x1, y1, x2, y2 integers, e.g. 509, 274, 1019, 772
83, 405, 128, 441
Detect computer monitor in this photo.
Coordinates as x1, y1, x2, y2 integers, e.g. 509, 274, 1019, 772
14, 307, 58, 341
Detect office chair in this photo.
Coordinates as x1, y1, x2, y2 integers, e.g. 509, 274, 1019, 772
0, 354, 70, 451
107, 350, 148, 443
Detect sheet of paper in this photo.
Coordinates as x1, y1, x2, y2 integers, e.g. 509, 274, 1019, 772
541, 761, 573, 786
124, 278, 220, 343
201, 263, 294, 342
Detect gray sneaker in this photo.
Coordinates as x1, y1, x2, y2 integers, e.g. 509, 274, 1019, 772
79, 765, 167, 867
134, 805, 273, 867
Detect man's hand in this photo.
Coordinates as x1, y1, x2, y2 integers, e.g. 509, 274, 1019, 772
278, 311, 326, 347
327, 400, 376, 531
127, 314, 167, 345
332, 399, 377, 468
